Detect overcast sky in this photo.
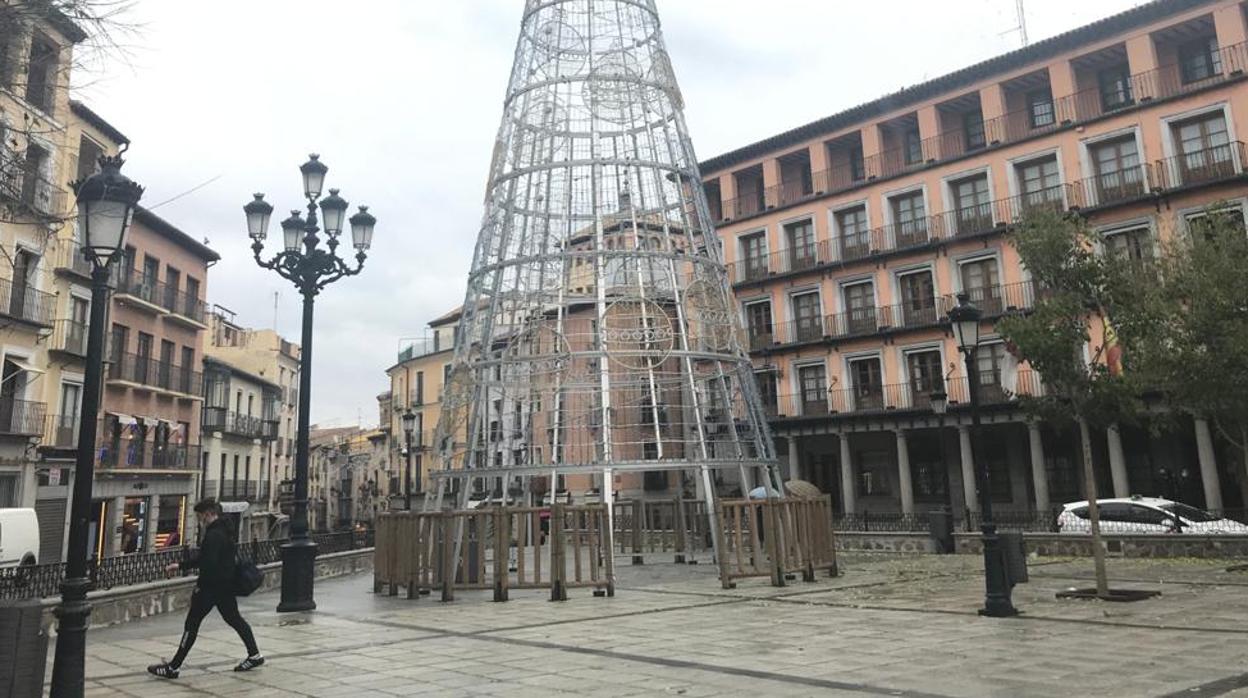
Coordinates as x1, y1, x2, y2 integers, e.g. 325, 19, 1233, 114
73, 0, 1145, 427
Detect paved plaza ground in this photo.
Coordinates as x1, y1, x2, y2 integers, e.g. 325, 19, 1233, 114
59, 552, 1248, 697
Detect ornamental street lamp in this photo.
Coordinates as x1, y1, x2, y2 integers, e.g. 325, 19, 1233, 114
247, 154, 375, 612
51, 154, 144, 697
402, 408, 416, 511
948, 293, 1017, 617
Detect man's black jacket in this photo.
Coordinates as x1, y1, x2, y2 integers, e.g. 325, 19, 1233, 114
182, 517, 236, 593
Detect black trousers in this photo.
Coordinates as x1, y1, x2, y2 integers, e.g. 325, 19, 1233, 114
170, 587, 259, 667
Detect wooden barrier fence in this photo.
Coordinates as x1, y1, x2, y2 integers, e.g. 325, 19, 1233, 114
613, 498, 710, 564
373, 504, 613, 602
714, 496, 838, 589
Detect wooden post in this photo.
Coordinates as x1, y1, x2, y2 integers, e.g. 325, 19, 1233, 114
673, 495, 687, 564
631, 499, 644, 564
714, 502, 733, 589
766, 500, 785, 588
493, 508, 508, 602
440, 513, 455, 602
550, 503, 567, 601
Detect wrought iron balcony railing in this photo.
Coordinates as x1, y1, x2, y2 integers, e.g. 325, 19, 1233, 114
1152, 141, 1246, 190
107, 351, 203, 396
0, 398, 46, 436
769, 370, 1043, 419
98, 442, 201, 471
0, 277, 55, 326
43, 413, 79, 448
0, 155, 68, 218
50, 319, 88, 356
1067, 166, 1152, 210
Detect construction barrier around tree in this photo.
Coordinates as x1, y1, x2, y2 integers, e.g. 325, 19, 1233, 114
373, 504, 613, 602
715, 496, 839, 589
612, 498, 710, 565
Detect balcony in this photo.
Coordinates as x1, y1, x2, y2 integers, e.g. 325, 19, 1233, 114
710, 41, 1248, 226
770, 370, 1043, 420
1068, 166, 1152, 210
1152, 141, 1247, 190
106, 352, 203, 397
0, 155, 68, 219
43, 413, 79, 448
203, 407, 278, 440
161, 284, 207, 327
0, 398, 46, 436
53, 239, 94, 280
0, 277, 55, 327
50, 319, 88, 357
98, 442, 201, 471
111, 272, 165, 314
209, 480, 264, 502
745, 282, 1034, 354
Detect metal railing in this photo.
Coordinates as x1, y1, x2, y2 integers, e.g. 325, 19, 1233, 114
0, 397, 46, 435
743, 282, 1033, 352
833, 511, 932, 533
1067, 166, 1152, 210
709, 41, 1248, 224
771, 370, 1042, 419
54, 239, 94, 278
203, 407, 277, 440
50, 319, 88, 356
0, 154, 68, 218
0, 531, 372, 600
107, 351, 203, 396
1152, 141, 1246, 190
163, 284, 207, 323
98, 442, 201, 471
44, 413, 78, 448
111, 271, 206, 322
0, 276, 55, 325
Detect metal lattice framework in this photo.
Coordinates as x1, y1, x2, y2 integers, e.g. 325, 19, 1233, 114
434, 0, 776, 498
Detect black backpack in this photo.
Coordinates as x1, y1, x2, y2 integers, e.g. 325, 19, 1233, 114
234, 559, 264, 596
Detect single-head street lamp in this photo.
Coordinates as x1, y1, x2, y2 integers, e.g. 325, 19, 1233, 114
51, 154, 144, 696
248, 153, 374, 613
946, 292, 1016, 618
300, 153, 328, 199
245, 193, 274, 242
949, 293, 982, 355
402, 408, 416, 511
930, 388, 948, 416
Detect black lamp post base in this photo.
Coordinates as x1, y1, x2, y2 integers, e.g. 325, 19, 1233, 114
978, 600, 1020, 617
277, 539, 319, 613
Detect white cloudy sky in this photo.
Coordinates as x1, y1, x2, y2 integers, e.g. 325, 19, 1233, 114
73, 0, 1144, 426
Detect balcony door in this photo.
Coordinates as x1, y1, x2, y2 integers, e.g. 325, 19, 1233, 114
891, 191, 927, 248
837, 206, 869, 260
952, 175, 992, 235
0, 359, 23, 432
791, 292, 821, 342
141, 255, 159, 303
906, 350, 943, 409
849, 357, 883, 410
754, 370, 778, 415
1173, 112, 1232, 184
898, 270, 936, 326
740, 232, 767, 280
960, 258, 1002, 315
785, 220, 816, 271
135, 333, 153, 384
797, 363, 827, 416
159, 340, 175, 390
1090, 136, 1143, 204
1016, 156, 1062, 211
745, 300, 773, 350
843, 282, 875, 335
976, 342, 1009, 403
9, 249, 36, 320
59, 382, 81, 446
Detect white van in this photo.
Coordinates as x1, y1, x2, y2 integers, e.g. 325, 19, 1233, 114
0, 508, 40, 567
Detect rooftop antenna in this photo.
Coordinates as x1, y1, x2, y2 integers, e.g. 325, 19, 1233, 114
1015, 0, 1029, 47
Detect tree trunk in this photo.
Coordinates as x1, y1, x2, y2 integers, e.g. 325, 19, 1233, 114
1239, 425, 1248, 515
1079, 417, 1109, 597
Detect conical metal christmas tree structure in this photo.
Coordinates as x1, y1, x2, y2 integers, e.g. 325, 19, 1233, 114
434, 0, 777, 512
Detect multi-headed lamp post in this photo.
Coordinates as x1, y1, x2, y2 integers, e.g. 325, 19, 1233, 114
50, 155, 144, 697
948, 293, 1017, 617
245, 154, 375, 612
402, 408, 416, 511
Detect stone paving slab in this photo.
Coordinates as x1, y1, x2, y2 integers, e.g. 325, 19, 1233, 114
48, 552, 1248, 697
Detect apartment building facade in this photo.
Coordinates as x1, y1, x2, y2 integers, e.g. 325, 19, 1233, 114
307, 425, 385, 531
0, 6, 88, 564
384, 307, 460, 504
203, 309, 301, 505
201, 356, 280, 541
701, 0, 1248, 517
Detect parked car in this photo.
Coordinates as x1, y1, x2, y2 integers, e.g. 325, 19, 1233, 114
0, 508, 40, 568
1057, 497, 1248, 534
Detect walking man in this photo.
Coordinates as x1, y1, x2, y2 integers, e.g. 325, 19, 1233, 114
147, 498, 264, 679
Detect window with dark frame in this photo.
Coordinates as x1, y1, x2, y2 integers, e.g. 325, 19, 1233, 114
797, 363, 827, 415
843, 281, 875, 334
1097, 63, 1133, 111
960, 257, 1002, 313
903, 127, 923, 165
1090, 136, 1143, 202
837, 205, 870, 259
899, 270, 936, 326
963, 111, 986, 150
1179, 37, 1222, 84
849, 356, 883, 410
754, 370, 778, 413
1028, 88, 1055, 128
891, 191, 927, 246
784, 219, 816, 270
848, 145, 866, 181
745, 301, 773, 346
1102, 225, 1152, 262
1016, 155, 1061, 208
952, 174, 992, 234
906, 349, 944, 401
791, 291, 822, 342
740, 231, 767, 280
